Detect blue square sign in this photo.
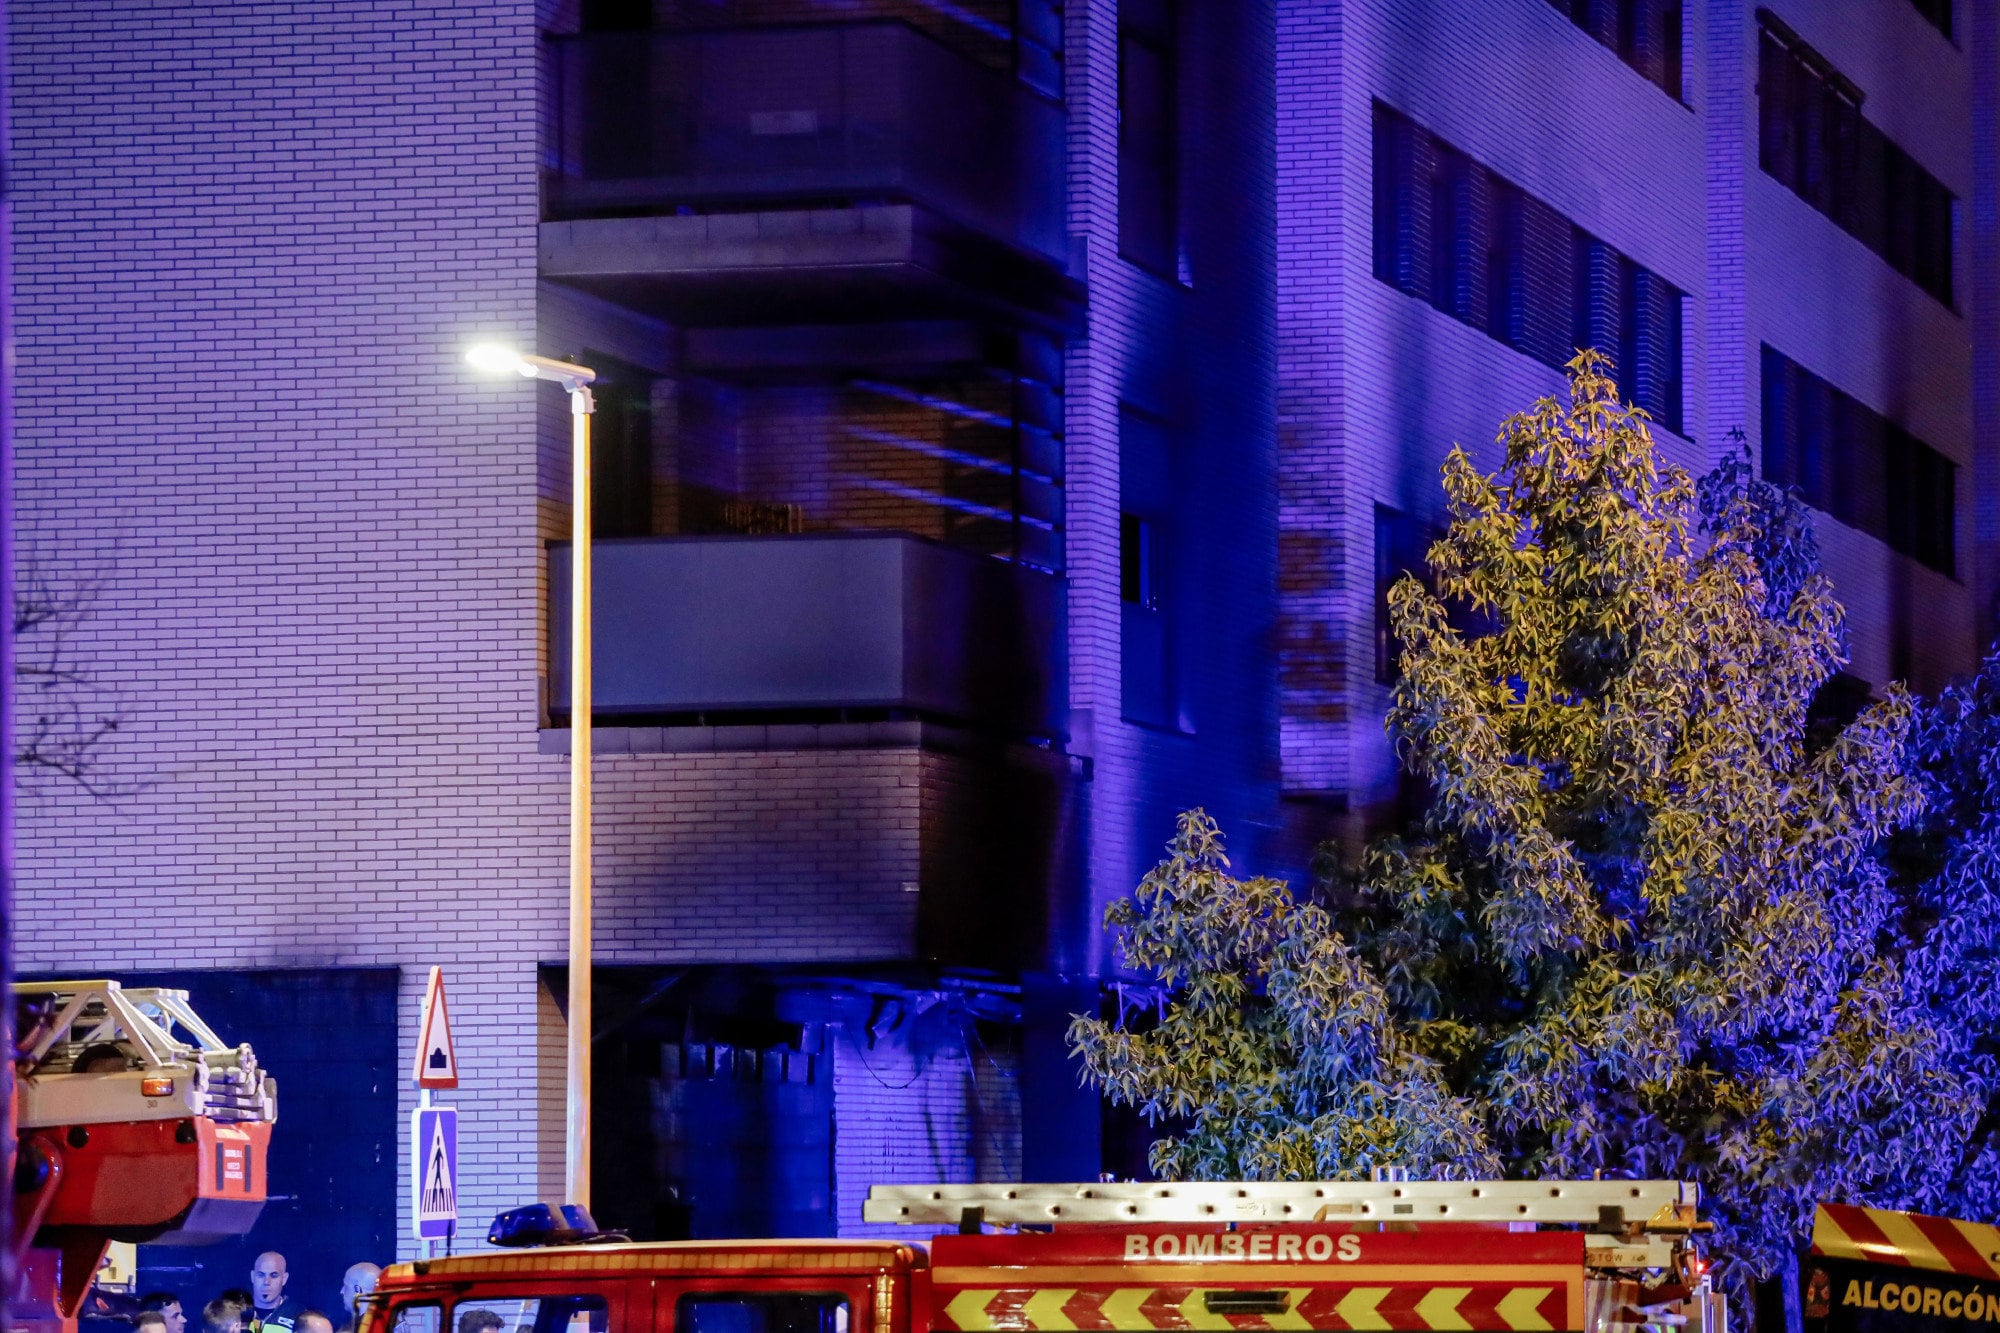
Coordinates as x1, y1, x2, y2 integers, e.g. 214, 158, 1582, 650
411, 1107, 458, 1241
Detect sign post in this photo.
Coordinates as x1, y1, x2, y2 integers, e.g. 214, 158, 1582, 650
411, 1105, 459, 1245
412, 967, 461, 1255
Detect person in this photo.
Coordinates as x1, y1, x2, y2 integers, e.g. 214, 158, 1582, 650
140, 1294, 187, 1333
136, 1316, 169, 1333
456, 1311, 503, 1333
250, 1254, 298, 1333
336, 1265, 380, 1333
202, 1298, 246, 1333
296, 1312, 334, 1333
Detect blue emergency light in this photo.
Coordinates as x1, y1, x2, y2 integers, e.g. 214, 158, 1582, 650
488, 1202, 602, 1247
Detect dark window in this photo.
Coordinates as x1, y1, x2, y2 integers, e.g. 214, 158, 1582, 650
1886, 426, 1957, 575
580, 0, 648, 29
1375, 506, 1431, 684
1550, 0, 1684, 100
1663, 5, 1684, 100
1757, 12, 1955, 305
1570, 226, 1600, 358
1658, 283, 1685, 435
1486, 180, 1525, 348
591, 366, 655, 539
1760, 344, 1956, 575
1429, 147, 1470, 321
1371, 101, 1685, 434
1121, 406, 1177, 729
678, 1293, 847, 1333
1120, 513, 1161, 609
1909, 0, 1953, 41
1372, 103, 1418, 293
1118, 0, 1178, 277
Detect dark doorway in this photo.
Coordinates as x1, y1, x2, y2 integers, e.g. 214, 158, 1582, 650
550, 967, 836, 1241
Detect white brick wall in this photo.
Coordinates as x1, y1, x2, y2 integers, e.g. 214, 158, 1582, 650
11, 0, 970, 1253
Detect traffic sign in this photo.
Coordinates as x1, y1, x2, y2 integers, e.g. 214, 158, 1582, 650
413, 966, 458, 1090
411, 1106, 458, 1241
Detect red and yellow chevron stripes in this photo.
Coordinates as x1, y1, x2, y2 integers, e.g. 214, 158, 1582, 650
934, 1285, 1569, 1332
1814, 1204, 2000, 1282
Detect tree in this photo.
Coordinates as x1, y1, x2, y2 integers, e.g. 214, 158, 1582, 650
1072, 354, 1985, 1305
14, 562, 123, 793
1693, 430, 1824, 626
1887, 646, 2000, 1222
1068, 808, 1494, 1182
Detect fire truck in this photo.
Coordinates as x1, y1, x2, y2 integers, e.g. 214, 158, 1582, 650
366, 1179, 1716, 1333
1799, 1201, 2000, 1332
9, 980, 280, 1333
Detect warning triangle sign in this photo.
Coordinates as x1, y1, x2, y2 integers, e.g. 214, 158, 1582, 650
413, 966, 459, 1090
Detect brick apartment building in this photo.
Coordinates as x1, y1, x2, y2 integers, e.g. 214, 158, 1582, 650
9, 0, 1996, 1295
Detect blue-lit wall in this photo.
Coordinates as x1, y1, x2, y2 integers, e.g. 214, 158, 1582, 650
1059, 0, 1282, 972
11, 0, 1994, 1245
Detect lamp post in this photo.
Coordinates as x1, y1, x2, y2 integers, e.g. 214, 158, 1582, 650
465, 344, 599, 1210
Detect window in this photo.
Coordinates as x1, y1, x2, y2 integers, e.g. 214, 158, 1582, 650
1118, 0, 1177, 277
1547, 0, 1684, 101
1375, 506, 1430, 684
677, 1293, 848, 1333
1429, 147, 1470, 321
1909, 0, 1952, 41
1120, 406, 1177, 729
1761, 344, 1956, 575
1120, 513, 1161, 610
1617, 260, 1685, 434
1757, 11, 1955, 305
390, 1307, 443, 1333
456, 1295, 609, 1333
1486, 180, 1525, 348
1372, 101, 1686, 432
1571, 227, 1606, 363
590, 361, 656, 540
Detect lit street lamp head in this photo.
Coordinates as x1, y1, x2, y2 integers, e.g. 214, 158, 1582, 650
464, 344, 597, 393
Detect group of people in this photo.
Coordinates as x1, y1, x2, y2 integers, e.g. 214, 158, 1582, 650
132, 1253, 385, 1333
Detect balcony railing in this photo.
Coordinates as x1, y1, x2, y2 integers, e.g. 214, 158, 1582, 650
545, 22, 1067, 264
549, 533, 1065, 740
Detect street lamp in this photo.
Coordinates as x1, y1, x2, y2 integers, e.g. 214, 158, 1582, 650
465, 343, 598, 1211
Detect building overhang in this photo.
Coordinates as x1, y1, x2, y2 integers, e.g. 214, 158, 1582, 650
538, 206, 1084, 334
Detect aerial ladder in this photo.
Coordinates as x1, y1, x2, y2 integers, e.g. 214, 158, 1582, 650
8, 980, 280, 1333
865, 1179, 1719, 1332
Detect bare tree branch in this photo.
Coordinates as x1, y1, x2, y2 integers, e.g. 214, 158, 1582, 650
14, 561, 124, 796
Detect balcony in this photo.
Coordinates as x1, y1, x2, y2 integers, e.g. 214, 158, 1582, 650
548, 533, 1066, 741
540, 23, 1078, 328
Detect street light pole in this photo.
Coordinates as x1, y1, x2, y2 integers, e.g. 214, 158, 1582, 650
465, 345, 598, 1210
563, 372, 595, 1213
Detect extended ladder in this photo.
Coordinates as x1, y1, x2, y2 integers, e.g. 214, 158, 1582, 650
14, 979, 279, 1128
865, 1179, 1704, 1271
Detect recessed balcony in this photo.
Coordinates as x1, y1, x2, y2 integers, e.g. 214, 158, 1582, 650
540, 22, 1078, 328
548, 532, 1066, 742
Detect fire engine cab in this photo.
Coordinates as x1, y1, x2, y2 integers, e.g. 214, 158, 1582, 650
366, 1179, 1716, 1333
9, 980, 280, 1333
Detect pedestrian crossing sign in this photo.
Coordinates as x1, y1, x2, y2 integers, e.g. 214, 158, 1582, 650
411, 1106, 458, 1241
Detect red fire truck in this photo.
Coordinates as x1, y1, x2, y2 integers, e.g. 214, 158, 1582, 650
1799, 1201, 2000, 1332
365, 1179, 1716, 1333
9, 980, 280, 1333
